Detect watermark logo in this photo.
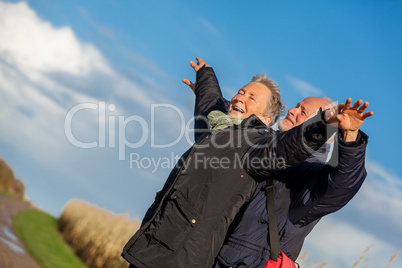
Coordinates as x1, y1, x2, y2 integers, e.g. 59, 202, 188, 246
64, 102, 337, 170
64, 102, 196, 160
128, 152, 286, 173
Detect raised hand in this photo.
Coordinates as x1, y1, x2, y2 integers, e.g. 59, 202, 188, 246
325, 98, 373, 141
182, 57, 209, 94
189, 57, 209, 72
337, 98, 373, 131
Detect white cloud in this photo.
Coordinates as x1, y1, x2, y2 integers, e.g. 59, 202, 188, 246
118, 47, 172, 81
0, 0, 196, 218
302, 216, 402, 267
199, 17, 222, 39
286, 75, 325, 98
0, 1, 99, 160
301, 159, 402, 267
343, 160, 402, 236
0, 1, 112, 76
75, 6, 172, 82
0, 0, 189, 176
221, 85, 237, 100
353, 183, 402, 231
365, 159, 402, 198
199, 17, 222, 38
0, 1, 156, 109
77, 7, 116, 40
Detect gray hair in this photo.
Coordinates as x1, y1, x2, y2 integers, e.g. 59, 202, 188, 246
251, 74, 285, 126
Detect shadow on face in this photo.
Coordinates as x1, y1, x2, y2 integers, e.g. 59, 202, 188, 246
278, 97, 330, 132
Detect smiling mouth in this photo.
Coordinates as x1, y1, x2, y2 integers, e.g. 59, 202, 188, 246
232, 105, 244, 114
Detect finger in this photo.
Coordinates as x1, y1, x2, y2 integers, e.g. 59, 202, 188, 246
196, 57, 205, 65
344, 98, 352, 109
352, 99, 363, 110
362, 111, 374, 119
196, 57, 210, 67
182, 79, 195, 94
182, 78, 192, 86
189, 60, 197, 69
337, 103, 345, 114
190, 60, 202, 72
358, 101, 369, 113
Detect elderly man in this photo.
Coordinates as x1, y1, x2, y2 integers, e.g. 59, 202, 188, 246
184, 61, 372, 267
213, 96, 372, 267
122, 58, 339, 268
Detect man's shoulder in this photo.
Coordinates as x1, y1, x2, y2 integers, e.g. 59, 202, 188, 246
241, 115, 279, 132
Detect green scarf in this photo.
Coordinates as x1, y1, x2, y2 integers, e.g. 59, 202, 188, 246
207, 110, 244, 134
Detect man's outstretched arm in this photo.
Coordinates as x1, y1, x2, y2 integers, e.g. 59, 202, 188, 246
183, 57, 228, 141
245, 98, 373, 178
290, 98, 373, 225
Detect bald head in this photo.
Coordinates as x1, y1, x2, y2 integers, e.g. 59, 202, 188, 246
278, 97, 331, 132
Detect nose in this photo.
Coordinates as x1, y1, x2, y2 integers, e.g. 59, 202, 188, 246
235, 94, 246, 103
288, 107, 298, 117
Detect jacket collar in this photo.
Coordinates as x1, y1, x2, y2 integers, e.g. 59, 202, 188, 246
238, 114, 268, 129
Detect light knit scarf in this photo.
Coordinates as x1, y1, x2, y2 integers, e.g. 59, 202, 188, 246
207, 110, 244, 134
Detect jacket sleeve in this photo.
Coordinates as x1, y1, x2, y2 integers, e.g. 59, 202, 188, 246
288, 130, 368, 226
245, 111, 337, 178
193, 66, 228, 142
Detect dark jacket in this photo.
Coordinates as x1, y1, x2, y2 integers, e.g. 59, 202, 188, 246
213, 130, 368, 268
121, 66, 335, 268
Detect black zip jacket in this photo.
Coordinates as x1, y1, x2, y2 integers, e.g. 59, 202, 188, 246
122, 66, 336, 268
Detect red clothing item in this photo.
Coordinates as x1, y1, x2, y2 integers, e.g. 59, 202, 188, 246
264, 252, 297, 268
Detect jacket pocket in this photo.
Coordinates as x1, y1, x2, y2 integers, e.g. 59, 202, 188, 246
214, 244, 262, 267
151, 191, 198, 251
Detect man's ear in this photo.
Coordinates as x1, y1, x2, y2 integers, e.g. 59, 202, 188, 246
261, 115, 272, 126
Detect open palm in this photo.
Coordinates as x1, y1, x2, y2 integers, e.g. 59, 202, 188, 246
337, 98, 373, 131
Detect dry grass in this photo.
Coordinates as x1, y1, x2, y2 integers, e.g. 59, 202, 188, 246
58, 199, 401, 268
298, 245, 400, 268
386, 250, 401, 268
0, 159, 25, 199
58, 199, 141, 268
352, 245, 372, 268
302, 260, 329, 268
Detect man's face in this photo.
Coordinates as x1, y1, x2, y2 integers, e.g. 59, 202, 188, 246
278, 97, 330, 132
228, 82, 272, 125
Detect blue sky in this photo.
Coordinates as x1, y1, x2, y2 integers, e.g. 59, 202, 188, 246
0, 0, 401, 267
